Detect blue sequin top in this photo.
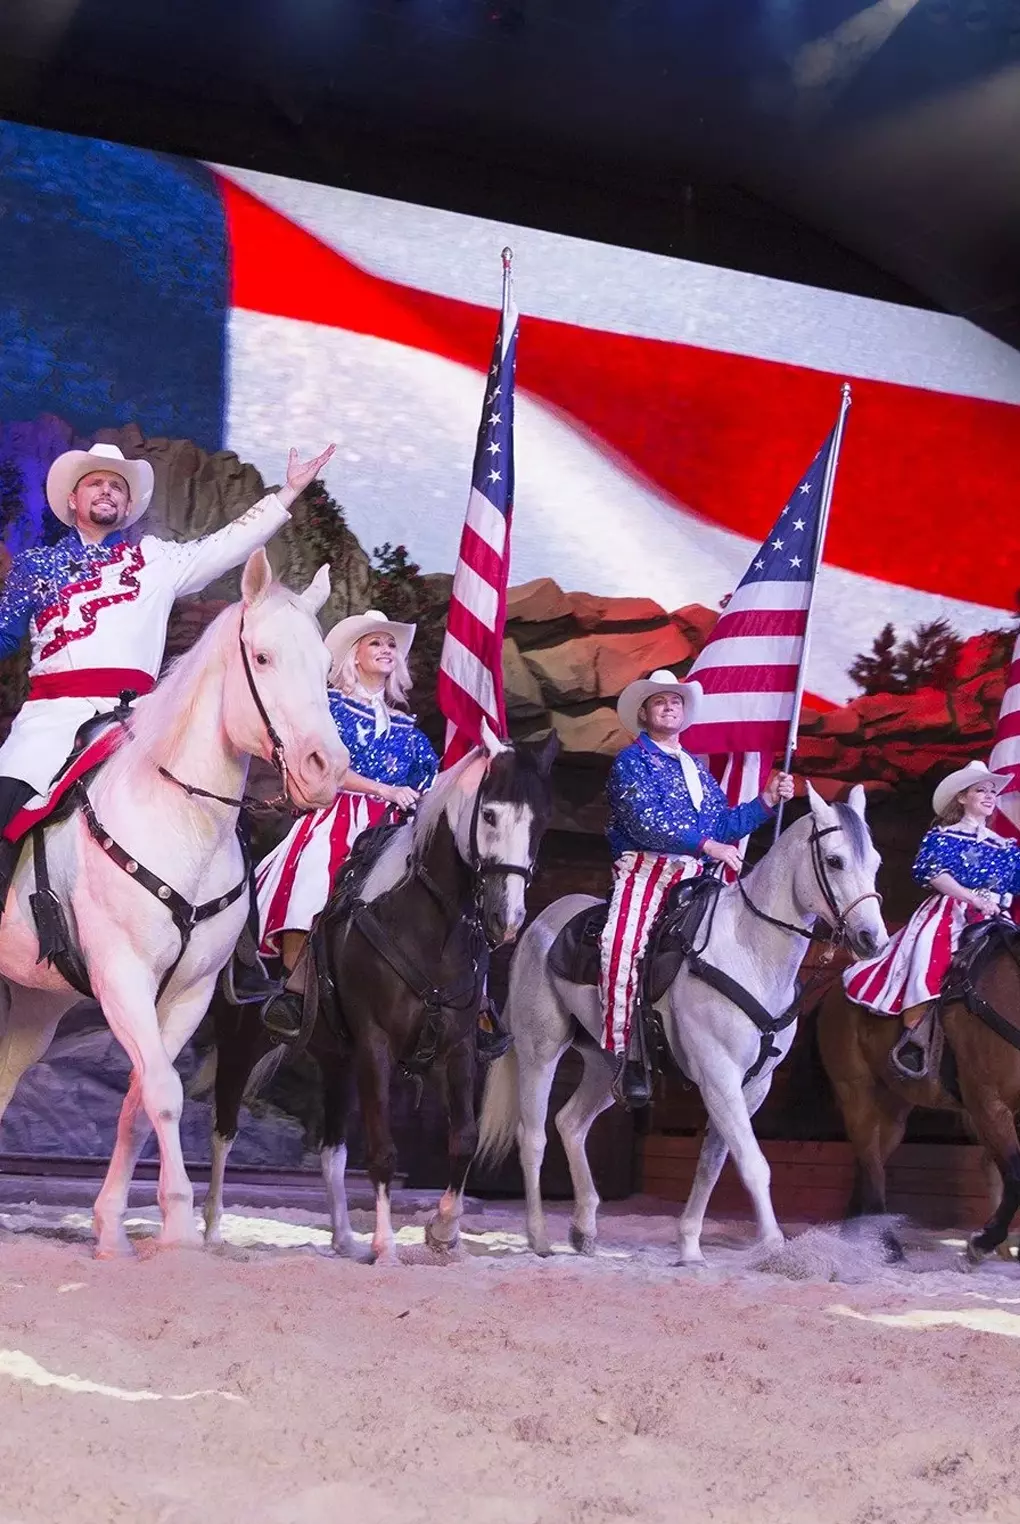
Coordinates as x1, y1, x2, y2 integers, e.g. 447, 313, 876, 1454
328, 690, 438, 791
606, 733, 773, 860
912, 825, 1020, 896
0, 530, 127, 657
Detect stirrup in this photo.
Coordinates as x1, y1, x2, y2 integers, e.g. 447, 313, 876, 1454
890, 1035, 929, 1081
260, 988, 304, 1042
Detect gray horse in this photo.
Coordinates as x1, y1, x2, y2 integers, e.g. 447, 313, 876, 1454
477, 784, 887, 1264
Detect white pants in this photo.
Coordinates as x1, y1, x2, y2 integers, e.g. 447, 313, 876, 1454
0, 696, 115, 796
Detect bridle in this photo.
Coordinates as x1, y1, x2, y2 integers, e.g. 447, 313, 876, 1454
411, 759, 537, 951
736, 821, 883, 954
158, 612, 295, 811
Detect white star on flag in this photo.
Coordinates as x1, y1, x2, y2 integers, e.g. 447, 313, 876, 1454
488, 469, 501, 483
789, 556, 802, 568
793, 518, 806, 530
771, 538, 784, 550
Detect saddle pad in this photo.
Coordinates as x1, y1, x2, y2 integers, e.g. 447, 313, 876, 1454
547, 902, 609, 987
3, 724, 127, 844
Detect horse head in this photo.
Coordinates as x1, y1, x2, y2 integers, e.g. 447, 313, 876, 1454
789, 783, 888, 959
447, 724, 559, 947
225, 551, 348, 810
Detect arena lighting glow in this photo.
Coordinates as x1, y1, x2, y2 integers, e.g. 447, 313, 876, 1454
792, 0, 921, 96
828, 1304, 1020, 1339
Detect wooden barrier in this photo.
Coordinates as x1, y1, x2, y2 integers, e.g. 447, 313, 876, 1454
639, 1134, 995, 1229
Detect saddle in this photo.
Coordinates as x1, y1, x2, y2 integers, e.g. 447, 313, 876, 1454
548, 875, 718, 1005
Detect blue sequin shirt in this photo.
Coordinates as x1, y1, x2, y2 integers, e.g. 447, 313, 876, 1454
912, 825, 1020, 897
606, 734, 773, 861
0, 530, 128, 657
328, 691, 438, 791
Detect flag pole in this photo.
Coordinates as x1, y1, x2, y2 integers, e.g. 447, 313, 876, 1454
501, 245, 513, 317
773, 381, 852, 840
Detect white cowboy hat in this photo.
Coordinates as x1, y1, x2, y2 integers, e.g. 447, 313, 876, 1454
325, 609, 416, 684
932, 759, 1011, 819
45, 442, 154, 527
617, 668, 702, 738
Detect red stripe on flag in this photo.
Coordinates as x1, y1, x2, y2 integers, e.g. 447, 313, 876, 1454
684, 720, 788, 755
708, 608, 809, 642
695, 664, 801, 695
459, 524, 504, 590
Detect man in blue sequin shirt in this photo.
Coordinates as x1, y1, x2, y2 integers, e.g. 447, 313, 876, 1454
602, 668, 793, 1106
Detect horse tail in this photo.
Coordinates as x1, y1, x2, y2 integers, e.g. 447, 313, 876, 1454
244, 1043, 288, 1102
186, 1047, 218, 1100
475, 1048, 521, 1170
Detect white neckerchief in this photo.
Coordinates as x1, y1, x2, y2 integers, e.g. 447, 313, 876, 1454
352, 682, 392, 738
651, 736, 704, 810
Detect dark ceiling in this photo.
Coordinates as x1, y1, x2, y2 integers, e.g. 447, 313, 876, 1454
2, 0, 1018, 345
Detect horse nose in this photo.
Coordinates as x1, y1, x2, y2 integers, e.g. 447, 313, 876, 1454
855, 928, 878, 957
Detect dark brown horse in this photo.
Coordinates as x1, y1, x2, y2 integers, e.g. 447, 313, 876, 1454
202, 729, 557, 1261
817, 918, 1020, 1262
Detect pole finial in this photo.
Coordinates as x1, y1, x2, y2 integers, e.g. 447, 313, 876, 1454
841, 380, 852, 403
501, 246, 513, 270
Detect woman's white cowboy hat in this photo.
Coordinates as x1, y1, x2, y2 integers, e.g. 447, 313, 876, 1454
932, 759, 1011, 819
617, 668, 702, 738
46, 442, 155, 528
325, 609, 416, 684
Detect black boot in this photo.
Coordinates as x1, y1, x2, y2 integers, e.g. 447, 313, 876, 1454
260, 987, 305, 1042
476, 998, 512, 1062
612, 1057, 653, 1110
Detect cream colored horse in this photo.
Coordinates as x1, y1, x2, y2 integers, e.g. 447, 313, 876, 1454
0, 551, 346, 1255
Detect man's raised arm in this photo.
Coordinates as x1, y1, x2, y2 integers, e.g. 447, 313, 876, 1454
163, 444, 336, 598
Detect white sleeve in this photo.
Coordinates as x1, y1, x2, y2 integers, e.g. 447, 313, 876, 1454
146, 493, 291, 597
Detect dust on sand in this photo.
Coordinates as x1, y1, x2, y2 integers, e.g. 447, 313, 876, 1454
0, 1197, 1019, 1524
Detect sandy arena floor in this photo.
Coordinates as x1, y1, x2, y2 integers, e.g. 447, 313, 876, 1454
1, 1196, 1019, 1524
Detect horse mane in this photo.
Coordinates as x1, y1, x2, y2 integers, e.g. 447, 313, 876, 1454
360, 748, 483, 902
116, 600, 244, 771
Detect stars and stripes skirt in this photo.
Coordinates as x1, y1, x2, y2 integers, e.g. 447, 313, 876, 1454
255, 791, 389, 957
842, 893, 982, 1017
599, 851, 702, 1056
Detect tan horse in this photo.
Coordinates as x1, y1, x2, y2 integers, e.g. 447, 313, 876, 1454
817, 920, 1020, 1262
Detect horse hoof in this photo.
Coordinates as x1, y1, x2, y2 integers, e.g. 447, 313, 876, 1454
881, 1230, 905, 1264
674, 1252, 708, 1269
530, 1239, 553, 1259
569, 1225, 597, 1257
965, 1234, 988, 1266
425, 1222, 459, 1256
94, 1236, 133, 1261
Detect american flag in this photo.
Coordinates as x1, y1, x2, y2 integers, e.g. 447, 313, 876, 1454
989, 631, 1020, 842
681, 417, 842, 808
436, 258, 519, 768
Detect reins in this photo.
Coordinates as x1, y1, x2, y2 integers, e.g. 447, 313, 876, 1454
735, 822, 882, 958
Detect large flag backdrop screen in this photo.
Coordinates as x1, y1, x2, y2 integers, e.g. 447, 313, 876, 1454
2, 118, 1019, 708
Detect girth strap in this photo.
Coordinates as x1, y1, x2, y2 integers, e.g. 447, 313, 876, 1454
683, 945, 800, 1087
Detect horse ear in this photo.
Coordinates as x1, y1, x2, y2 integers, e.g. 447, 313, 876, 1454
480, 718, 509, 757
805, 779, 838, 828
846, 783, 867, 820
300, 563, 331, 616
531, 728, 560, 776
241, 548, 274, 607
